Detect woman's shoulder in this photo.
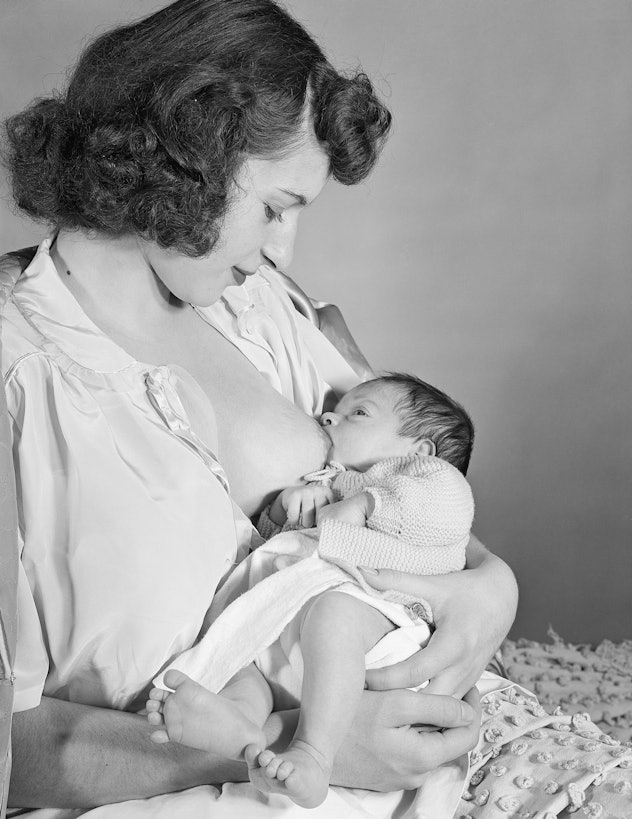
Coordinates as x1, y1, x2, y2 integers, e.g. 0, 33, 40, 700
0, 246, 36, 311
0, 247, 49, 380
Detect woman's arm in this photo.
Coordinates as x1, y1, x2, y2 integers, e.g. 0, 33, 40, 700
362, 534, 519, 699
9, 696, 245, 808
11, 685, 481, 807
276, 272, 373, 382
312, 301, 375, 382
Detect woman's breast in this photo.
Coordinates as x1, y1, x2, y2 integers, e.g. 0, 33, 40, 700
215, 379, 331, 517
182, 326, 331, 518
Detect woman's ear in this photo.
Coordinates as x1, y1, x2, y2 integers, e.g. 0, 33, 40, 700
416, 438, 436, 457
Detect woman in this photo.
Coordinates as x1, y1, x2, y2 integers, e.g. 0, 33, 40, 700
0, 0, 519, 814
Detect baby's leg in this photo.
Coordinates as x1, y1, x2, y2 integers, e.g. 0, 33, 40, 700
248, 591, 393, 808
146, 663, 272, 759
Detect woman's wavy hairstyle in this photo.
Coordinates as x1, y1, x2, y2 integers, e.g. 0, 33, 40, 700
2, 0, 391, 256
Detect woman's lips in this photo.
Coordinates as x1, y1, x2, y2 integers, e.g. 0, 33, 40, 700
231, 266, 258, 284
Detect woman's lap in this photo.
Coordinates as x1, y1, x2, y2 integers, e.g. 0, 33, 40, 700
19, 680, 632, 819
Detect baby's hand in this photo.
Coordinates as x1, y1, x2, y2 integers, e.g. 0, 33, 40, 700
270, 484, 334, 528
316, 492, 375, 528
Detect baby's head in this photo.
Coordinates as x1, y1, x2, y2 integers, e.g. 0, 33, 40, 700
320, 373, 474, 474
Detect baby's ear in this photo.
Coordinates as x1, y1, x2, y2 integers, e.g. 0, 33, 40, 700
415, 438, 436, 457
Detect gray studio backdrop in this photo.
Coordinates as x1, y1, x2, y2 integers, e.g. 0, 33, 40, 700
1, 0, 630, 644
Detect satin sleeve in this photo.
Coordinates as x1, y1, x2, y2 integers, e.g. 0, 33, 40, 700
12, 532, 48, 711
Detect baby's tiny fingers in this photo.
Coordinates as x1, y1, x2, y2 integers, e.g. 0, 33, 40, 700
285, 496, 302, 526
300, 500, 316, 529
314, 493, 333, 512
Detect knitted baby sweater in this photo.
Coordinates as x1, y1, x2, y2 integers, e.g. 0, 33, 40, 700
259, 454, 474, 578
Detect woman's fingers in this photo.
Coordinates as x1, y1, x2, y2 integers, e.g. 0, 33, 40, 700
358, 560, 513, 699
365, 650, 430, 692
420, 633, 482, 697
410, 688, 481, 765
358, 566, 449, 600
386, 688, 477, 729
365, 630, 483, 699
332, 687, 480, 791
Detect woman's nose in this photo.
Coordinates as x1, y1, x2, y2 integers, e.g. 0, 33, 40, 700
320, 412, 339, 426
262, 221, 297, 272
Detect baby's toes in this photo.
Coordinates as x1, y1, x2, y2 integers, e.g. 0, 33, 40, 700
145, 699, 162, 713
264, 756, 282, 778
150, 728, 170, 744
257, 749, 275, 768
147, 711, 164, 726
148, 686, 169, 703
276, 760, 294, 782
244, 744, 263, 767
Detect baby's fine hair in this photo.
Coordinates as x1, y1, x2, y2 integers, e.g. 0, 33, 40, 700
371, 372, 474, 475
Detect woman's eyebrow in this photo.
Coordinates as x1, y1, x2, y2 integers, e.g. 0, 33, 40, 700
278, 188, 308, 206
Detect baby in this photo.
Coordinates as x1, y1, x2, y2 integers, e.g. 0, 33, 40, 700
146, 373, 475, 808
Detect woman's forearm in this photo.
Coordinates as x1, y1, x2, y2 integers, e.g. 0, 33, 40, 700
314, 303, 374, 381
465, 533, 519, 623
9, 696, 246, 808
10, 687, 479, 806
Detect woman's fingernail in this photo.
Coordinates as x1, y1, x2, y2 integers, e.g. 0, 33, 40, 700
358, 566, 378, 575
461, 702, 475, 722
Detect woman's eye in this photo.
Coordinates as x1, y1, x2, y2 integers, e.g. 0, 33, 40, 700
264, 204, 284, 223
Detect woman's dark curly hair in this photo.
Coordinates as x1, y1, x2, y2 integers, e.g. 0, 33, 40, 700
2, 0, 391, 257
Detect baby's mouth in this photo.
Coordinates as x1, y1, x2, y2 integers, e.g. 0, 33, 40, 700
320, 424, 335, 460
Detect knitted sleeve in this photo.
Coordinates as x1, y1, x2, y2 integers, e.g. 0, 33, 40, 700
333, 455, 474, 549
256, 505, 284, 540
256, 504, 305, 540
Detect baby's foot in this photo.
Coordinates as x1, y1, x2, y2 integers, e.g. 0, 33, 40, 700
145, 669, 265, 758
245, 739, 331, 809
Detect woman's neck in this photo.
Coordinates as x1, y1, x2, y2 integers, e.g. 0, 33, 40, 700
51, 229, 185, 338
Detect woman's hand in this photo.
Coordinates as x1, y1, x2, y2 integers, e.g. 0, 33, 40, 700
361, 535, 518, 699
330, 687, 481, 790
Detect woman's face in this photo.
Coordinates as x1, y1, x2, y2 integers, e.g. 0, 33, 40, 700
139, 134, 330, 307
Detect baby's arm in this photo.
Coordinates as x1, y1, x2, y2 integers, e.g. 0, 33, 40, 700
146, 663, 272, 761
316, 491, 375, 527
365, 463, 474, 548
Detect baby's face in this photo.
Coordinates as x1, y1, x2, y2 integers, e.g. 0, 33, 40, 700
320, 382, 419, 471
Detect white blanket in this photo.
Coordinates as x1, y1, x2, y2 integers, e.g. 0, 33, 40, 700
145, 528, 472, 819
153, 527, 428, 693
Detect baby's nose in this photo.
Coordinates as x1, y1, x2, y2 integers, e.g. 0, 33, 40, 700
320, 412, 338, 426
